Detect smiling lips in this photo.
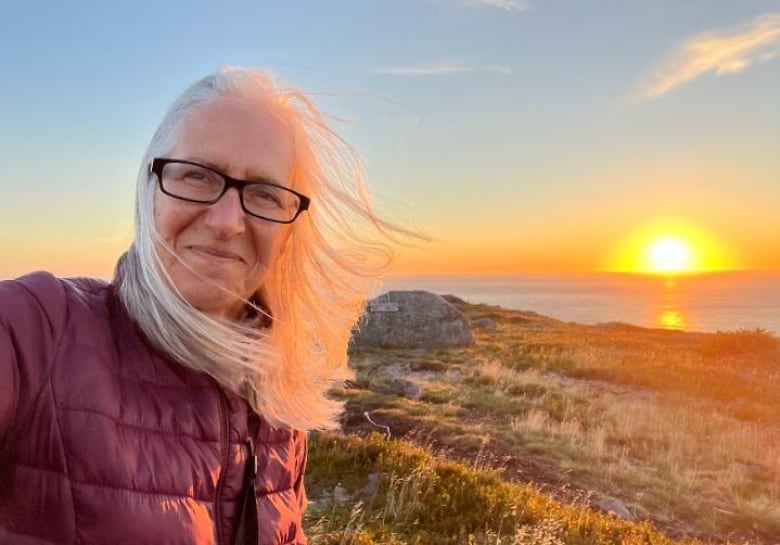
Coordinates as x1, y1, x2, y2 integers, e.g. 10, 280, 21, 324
188, 245, 245, 263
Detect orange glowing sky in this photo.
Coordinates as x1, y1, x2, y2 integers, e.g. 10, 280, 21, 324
1, 4, 779, 279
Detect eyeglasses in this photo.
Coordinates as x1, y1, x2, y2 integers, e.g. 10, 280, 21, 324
150, 158, 310, 224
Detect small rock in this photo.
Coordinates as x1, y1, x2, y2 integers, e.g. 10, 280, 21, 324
473, 317, 497, 330
333, 484, 350, 503
593, 497, 635, 521
385, 378, 424, 400
358, 472, 383, 498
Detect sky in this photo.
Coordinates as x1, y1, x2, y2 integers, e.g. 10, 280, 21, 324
1, 0, 778, 278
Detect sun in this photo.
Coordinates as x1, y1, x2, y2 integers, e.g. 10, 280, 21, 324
647, 237, 692, 274
605, 218, 739, 274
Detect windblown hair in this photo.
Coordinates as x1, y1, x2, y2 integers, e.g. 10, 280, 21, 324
119, 67, 415, 430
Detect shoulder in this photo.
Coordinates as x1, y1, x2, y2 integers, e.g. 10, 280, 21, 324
0, 272, 110, 345
0, 272, 68, 335
0, 273, 111, 440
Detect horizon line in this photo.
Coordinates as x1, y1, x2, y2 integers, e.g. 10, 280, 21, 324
387, 268, 778, 278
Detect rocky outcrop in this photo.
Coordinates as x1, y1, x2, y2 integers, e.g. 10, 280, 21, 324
351, 291, 474, 349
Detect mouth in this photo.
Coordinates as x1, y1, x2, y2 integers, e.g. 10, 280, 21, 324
188, 245, 245, 263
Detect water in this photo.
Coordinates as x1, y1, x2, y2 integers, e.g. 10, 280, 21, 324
384, 271, 780, 335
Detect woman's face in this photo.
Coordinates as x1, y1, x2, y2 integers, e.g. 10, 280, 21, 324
153, 95, 294, 319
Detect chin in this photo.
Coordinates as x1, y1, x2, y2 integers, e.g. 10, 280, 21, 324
178, 278, 247, 319
192, 293, 245, 319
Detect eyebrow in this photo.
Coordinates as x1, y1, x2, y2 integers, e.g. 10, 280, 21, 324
182, 156, 280, 185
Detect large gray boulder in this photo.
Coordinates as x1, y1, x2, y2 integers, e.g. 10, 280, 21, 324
351, 290, 474, 349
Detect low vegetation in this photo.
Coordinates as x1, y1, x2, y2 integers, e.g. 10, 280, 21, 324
304, 432, 704, 545
304, 300, 779, 544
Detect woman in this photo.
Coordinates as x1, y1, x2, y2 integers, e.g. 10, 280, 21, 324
0, 67, 407, 545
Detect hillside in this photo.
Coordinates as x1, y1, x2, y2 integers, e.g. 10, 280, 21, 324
303, 297, 779, 544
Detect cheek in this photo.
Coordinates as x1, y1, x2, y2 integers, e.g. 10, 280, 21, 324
152, 193, 170, 239
250, 226, 289, 265
153, 195, 191, 245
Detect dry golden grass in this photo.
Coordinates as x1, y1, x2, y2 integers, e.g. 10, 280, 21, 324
466, 329, 779, 538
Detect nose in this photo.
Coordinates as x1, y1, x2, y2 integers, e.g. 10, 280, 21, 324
202, 187, 246, 238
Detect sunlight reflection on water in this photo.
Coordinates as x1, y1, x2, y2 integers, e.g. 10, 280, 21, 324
659, 309, 685, 330
653, 277, 688, 330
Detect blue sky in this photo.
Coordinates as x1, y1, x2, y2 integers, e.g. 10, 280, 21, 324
1, 0, 778, 277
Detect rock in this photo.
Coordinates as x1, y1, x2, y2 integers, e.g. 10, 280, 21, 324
333, 484, 350, 503
381, 377, 424, 400
593, 497, 635, 521
473, 317, 497, 330
351, 291, 474, 349
358, 472, 383, 498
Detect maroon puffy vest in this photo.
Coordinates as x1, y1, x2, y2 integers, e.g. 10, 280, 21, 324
0, 272, 308, 545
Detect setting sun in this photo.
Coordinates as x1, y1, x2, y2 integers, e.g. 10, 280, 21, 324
605, 218, 740, 275
647, 237, 692, 274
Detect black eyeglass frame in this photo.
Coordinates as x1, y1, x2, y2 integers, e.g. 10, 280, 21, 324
150, 157, 310, 224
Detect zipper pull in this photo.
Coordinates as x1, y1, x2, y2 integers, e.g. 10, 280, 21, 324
248, 435, 258, 478
247, 412, 260, 480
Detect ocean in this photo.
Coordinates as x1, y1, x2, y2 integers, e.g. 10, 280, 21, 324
384, 271, 780, 335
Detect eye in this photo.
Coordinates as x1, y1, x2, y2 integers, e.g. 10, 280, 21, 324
183, 169, 209, 181
246, 184, 284, 207
171, 165, 222, 189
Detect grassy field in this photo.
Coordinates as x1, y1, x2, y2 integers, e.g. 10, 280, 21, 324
303, 298, 779, 544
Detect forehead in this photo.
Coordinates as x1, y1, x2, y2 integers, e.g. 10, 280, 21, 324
168, 95, 294, 183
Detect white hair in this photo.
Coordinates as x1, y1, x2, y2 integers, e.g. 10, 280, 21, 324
119, 66, 418, 430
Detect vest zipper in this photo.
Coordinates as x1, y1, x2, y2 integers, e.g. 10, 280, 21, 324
224, 409, 260, 544
213, 381, 230, 545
